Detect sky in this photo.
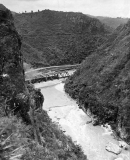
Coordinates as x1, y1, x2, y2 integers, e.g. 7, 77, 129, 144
0, 0, 130, 18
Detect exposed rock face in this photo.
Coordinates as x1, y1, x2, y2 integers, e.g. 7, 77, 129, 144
0, 4, 25, 98
0, 4, 30, 122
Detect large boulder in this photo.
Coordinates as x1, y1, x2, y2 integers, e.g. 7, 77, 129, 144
34, 88, 44, 110
26, 84, 44, 111
106, 142, 122, 155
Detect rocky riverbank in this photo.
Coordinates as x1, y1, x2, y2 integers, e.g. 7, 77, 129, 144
35, 80, 130, 160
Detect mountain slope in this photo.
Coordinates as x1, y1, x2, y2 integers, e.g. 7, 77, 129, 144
96, 16, 129, 29
65, 20, 130, 142
14, 10, 111, 67
0, 4, 87, 160
87, 14, 129, 29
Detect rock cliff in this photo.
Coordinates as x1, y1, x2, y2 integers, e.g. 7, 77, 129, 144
0, 4, 25, 97
0, 4, 30, 122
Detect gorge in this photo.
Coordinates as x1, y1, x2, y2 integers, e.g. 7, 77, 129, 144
35, 79, 130, 160
0, 3, 130, 160
0, 4, 87, 160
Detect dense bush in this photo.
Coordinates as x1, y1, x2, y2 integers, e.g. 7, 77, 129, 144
14, 10, 111, 67
65, 20, 130, 142
0, 108, 87, 160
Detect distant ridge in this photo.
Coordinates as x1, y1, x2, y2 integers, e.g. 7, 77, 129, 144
13, 10, 111, 67
86, 14, 129, 29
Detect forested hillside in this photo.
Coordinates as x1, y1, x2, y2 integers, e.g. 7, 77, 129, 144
65, 20, 130, 142
14, 10, 111, 67
0, 4, 87, 159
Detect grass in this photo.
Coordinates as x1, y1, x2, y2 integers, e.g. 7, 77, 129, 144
0, 109, 87, 160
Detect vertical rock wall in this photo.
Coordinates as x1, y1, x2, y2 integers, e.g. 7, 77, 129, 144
0, 4, 26, 99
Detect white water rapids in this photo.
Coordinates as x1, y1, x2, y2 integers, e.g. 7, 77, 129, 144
34, 80, 130, 160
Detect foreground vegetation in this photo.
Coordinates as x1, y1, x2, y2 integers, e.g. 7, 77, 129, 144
0, 108, 87, 160
0, 82, 87, 160
0, 4, 87, 160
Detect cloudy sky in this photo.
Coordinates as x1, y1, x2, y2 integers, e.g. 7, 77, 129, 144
1, 0, 130, 18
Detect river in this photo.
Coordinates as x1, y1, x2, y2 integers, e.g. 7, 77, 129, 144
34, 79, 130, 160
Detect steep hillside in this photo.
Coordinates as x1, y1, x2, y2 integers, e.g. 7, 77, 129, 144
14, 10, 111, 67
0, 5, 87, 159
65, 20, 130, 142
0, 3, 26, 103
87, 14, 129, 29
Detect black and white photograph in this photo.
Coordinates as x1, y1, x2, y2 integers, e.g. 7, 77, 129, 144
0, 0, 130, 159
